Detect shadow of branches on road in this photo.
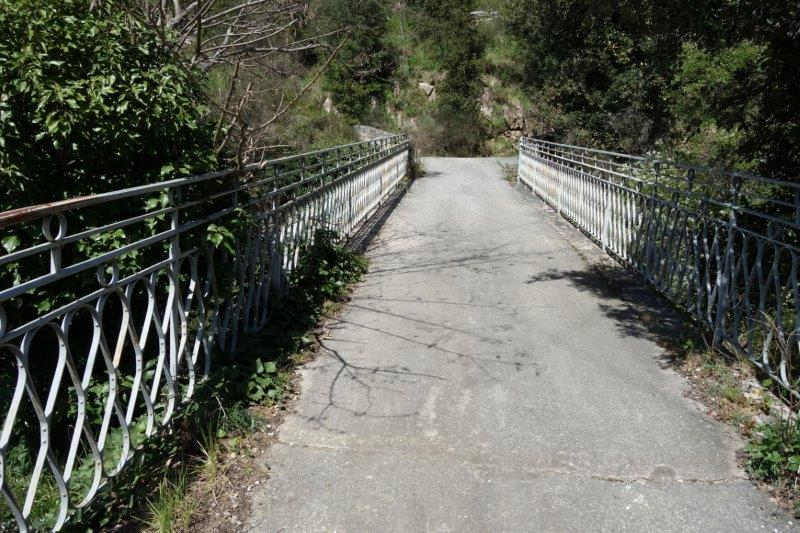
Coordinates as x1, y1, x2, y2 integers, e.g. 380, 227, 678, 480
525, 262, 705, 369
301, 334, 446, 432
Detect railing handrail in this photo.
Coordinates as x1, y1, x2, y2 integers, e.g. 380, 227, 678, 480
521, 137, 800, 239
522, 137, 800, 191
518, 137, 799, 404
0, 135, 411, 532
0, 135, 409, 229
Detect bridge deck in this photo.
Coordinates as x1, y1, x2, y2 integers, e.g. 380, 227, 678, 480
247, 158, 793, 532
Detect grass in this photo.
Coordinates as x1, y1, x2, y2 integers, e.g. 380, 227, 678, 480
197, 421, 222, 487
680, 348, 762, 434
145, 471, 193, 533
142, 409, 254, 533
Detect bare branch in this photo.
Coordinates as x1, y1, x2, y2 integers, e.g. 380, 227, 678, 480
125, 0, 352, 162
254, 33, 350, 138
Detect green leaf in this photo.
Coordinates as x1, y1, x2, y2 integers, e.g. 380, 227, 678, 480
159, 163, 175, 177
2, 234, 21, 253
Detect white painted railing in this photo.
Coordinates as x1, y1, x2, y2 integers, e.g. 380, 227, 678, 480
519, 137, 799, 400
0, 135, 410, 531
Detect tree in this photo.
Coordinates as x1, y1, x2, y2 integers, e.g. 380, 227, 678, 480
409, 0, 487, 155
716, 0, 800, 179
126, 0, 351, 165
669, 41, 767, 171
500, 0, 800, 177
317, 0, 396, 121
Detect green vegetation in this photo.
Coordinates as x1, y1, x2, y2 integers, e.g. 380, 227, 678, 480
747, 419, 800, 515
409, 0, 487, 155
498, 0, 800, 176
0, 0, 216, 209
315, 0, 397, 123
3, 1, 798, 190
298, 0, 800, 171
747, 420, 800, 483
10, 1, 791, 169
674, 337, 800, 513
0, 229, 368, 531
145, 471, 193, 533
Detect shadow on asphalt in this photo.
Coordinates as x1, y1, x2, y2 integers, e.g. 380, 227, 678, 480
525, 262, 706, 369
348, 180, 411, 254
307, 307, 540, 432
303, 337, 442, 432
414, 170, 443, 179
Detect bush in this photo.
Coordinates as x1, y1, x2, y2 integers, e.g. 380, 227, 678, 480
0, 0, 216, 210
747, 419, 800, 483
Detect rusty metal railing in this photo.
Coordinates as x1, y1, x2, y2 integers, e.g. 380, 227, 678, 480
0, 135, 410, 531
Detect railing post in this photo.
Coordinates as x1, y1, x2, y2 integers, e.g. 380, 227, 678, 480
713, 175, 741, 347
347, 166, 354, 238
270, 165, 283, 295
601, 182, 610, 251
555, 151, 563, 215
168, 188, 182, 391
795, 189, 800, 227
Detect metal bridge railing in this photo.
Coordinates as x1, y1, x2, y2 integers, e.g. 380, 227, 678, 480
0, 135, 410, 531
519, 137, 799, 399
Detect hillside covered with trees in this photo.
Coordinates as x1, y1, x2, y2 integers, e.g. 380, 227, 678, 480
313, 0, 800, 178
2, 0, 798, 209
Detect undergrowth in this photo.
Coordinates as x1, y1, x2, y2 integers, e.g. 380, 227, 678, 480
47, 229, 368, 532
747, 420, 800, 486
679, 339, 800, 515
746, 409, 800, 516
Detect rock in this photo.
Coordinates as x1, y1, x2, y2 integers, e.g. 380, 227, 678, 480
323, 96, 333, 114
769, 401, 792, 421
503, 101, 525, 131
418, 82, 436, 99
354, 125, 394, 141
503, 129, 524, 143
743, 390, 763, 403
480, 87, 493, 119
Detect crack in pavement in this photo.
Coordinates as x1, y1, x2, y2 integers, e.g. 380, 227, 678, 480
271, 439, 747, 487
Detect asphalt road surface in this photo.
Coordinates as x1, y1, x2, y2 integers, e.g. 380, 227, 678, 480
247, 157, 795, 532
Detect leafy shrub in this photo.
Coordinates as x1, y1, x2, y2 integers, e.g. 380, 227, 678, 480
747, 419, 800, 483
291, 229, 368, 303
669, 41, 767, 171
0, 0, 216, 210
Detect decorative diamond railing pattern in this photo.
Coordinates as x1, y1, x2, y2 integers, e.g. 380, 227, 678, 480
519, 137, 799, 400
0, 135, 410, 532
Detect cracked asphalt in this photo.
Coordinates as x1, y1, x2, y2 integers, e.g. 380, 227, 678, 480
247, 158, 796, 532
